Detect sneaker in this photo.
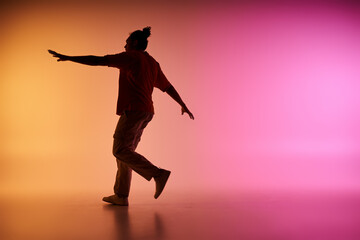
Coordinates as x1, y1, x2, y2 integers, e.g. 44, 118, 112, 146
102, 195, 129, 206
154, 169, 171, 199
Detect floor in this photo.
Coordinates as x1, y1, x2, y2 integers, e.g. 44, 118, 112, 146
1, 190, 359, 240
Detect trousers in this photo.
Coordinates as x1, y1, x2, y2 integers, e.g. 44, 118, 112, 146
112, 111, 160, 197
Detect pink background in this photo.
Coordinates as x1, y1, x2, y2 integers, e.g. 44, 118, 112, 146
1, 0, 360, 196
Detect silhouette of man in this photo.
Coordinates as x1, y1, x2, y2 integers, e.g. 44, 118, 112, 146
49, 27, 194, 205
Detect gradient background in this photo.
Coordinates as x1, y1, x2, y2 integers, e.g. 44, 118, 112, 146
1, 0, 360, 198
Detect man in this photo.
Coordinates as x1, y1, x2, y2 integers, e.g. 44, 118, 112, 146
48, 26, 194, 206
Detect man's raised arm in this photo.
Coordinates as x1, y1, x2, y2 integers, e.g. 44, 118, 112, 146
48, 49, 107, 66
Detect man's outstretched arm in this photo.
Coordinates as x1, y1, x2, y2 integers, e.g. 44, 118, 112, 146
48, 49, 107, 66
166, 85, 194, 120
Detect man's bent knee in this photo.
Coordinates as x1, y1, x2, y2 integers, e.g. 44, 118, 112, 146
113, 145, 134, 160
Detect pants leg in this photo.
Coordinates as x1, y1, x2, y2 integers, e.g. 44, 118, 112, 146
113, 111, 160, 197
114, 160, 132, 197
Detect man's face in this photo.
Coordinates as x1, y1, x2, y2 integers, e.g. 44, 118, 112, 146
124, 38, 130, 52
124, 38, 137, 52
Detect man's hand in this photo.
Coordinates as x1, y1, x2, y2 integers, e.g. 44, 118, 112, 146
182, 107, 194, 120
48, 49, 68, 61
165, 85, 194, 120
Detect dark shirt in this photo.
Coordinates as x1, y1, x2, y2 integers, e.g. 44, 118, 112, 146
105, 51, 171, 114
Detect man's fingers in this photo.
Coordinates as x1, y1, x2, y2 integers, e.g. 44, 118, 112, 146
48, 50, 62, 60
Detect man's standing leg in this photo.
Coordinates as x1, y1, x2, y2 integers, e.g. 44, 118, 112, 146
111, 112, 152, 200
112, 113, 151, 199
103, 112, 137, 206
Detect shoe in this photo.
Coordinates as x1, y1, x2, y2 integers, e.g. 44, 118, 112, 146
154, 169, 171, 199
102, 195, 129, 206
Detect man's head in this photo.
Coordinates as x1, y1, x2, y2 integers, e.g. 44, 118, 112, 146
125, 26, 151, 52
